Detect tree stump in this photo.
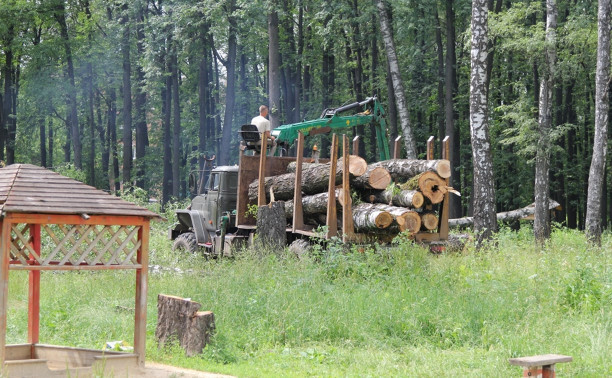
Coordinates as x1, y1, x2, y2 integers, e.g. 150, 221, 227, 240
256, 201, 287, 249
156, 294, 215, 357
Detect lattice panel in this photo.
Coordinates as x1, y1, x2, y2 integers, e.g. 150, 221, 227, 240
9, 224, 142, 267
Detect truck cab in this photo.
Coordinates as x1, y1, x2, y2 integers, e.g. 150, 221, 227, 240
171, 166, 239, 253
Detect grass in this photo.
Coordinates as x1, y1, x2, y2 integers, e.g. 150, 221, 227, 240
6, 223, 611, 377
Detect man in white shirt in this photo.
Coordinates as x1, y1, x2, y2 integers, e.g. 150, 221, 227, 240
250, 105, 276, 155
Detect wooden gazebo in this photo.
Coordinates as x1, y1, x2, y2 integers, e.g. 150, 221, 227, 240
0, 164, 160, 376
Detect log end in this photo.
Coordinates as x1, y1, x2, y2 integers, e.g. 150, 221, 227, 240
375, 211, 394, 229
412, 192, 425, 208
368, 167, 392, 190
436, 159, 452, 179
348, 155, 368, 176
421, 213, 439, 230
400, 211, 422, 234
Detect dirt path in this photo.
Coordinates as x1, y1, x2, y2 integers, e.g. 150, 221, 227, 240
128, 362, 234, 377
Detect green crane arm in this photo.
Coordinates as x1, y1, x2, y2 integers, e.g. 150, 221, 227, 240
270, 97, 391, 161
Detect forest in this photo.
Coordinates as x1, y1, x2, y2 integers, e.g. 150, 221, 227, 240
0, 0, 610, 238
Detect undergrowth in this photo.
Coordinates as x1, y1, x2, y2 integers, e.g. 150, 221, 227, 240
5, 222, 611, 377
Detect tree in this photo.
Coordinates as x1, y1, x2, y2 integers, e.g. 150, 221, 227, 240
120, 4, 132, 186
469, 0, 497, 244
585, 0, 611, 245
52, 0, 82, 170
445, 0, 461, 219
268, 0, 281, 129
218, 0, 238, 166
534, 0, 557, 244
375, 0, 416, 159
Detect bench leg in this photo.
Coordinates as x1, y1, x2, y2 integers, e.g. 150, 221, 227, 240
523, 364, 555, 378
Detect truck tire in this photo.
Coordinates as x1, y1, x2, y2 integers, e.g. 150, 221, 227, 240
173, 232, 198, 253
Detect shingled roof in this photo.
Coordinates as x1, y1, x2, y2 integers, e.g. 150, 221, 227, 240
0, 164, 160, 218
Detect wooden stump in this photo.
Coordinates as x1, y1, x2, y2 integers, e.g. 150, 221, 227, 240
256, 201, 287, 249
156, 294, 215, 357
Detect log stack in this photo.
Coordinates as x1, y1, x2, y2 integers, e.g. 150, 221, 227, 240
250, 155, 452, 239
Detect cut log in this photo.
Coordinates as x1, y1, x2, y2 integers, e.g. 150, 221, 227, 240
374, 204, 422, 234
156, 294, 215, 357
352, 203, 394, 231
401, 171, 447, 204
421, 212, 439, 230
249, 155, 367, 201
352, 165, 392, 190
448, 199, 561, 228
365, 187, 425, 209
368, 159, 451, 180
286, 155, 368, 177
283, 190, 339, 218
256, 201, 287, 249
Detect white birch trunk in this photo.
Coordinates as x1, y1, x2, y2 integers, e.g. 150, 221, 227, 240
469, 0, 497, 244
534, 0, 557, 244
375, 0, 417, 159
586, 0, 611, 245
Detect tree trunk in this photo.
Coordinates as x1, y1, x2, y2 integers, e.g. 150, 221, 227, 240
134, 2, 149, 189
54, 0, 82, 169
365, 188, 424, 209
352, 166, 392, 190
286, 155, 367, 176
48, 119, 54, 169
171, 48, 181, 198
40, 117, 47, 167
450, 199, 561, 229
367, 159, 451, 182
108, 88, 120, 193
469, 0, 497, 244
534, 0, 557, 244
585, 0, 611, 245
162, 55, 173, 204
156, 294, 215, 357
269, 0, 282, 130
352, 203, 394, 231
374, 204, 421, 233
445, 0, 461, 219
376, 0, 417, 159
219, 0, 238, 165
121, 12, 132, 186
1, 27, 14, 163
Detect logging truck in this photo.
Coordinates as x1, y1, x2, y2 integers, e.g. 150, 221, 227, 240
170, 98, 452, 256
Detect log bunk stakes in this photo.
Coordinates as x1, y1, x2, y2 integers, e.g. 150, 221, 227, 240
239, 133, 452, 248
0, 164, 160, 377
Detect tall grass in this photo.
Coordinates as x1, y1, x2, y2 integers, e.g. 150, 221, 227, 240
6, 224, 611, 376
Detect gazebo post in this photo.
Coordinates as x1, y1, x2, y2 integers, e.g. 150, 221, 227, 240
0, 220, 11, 365
134, 222, 150, 366
28, 224, 41, 346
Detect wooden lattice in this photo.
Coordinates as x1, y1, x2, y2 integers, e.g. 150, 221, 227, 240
9, 224, 142, 268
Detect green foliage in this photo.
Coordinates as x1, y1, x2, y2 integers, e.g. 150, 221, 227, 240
54, 163, 87, 183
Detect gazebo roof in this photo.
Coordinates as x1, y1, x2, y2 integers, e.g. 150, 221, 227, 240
0, 164, 160, 219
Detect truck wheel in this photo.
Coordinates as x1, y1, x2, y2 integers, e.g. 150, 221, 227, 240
173, 232, 198, 253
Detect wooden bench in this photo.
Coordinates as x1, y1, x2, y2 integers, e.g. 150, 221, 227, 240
509, 354, 572, 377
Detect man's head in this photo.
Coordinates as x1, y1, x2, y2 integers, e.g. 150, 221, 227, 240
259, 105, 269, 117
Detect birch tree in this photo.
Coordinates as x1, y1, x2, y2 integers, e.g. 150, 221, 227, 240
534, 0, 557, 244
585, 0, 611, 245
469, 0, 497, 244
375, 0, 416, 159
